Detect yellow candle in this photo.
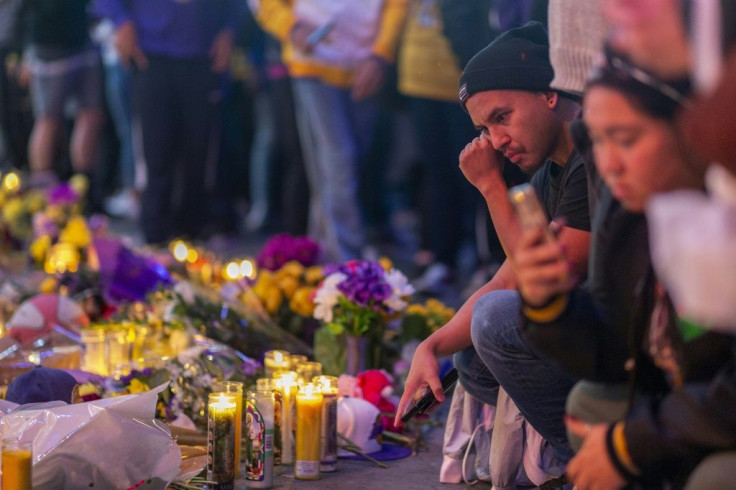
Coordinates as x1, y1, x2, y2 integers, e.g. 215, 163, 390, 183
207, 393, 237, 486
288, 355, 308, 370
212, 381, 243, 478
295, 383, 322, 480
314, 375, 338, 472
295, 361, 322, 385
264, 350, 290, 378
2, 440, 32, 490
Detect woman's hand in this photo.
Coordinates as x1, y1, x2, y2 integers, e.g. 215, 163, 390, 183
565, 418, 627, 490
511, 225, 573, 307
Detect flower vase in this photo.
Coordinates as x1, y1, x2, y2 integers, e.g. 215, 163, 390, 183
345, 335, 366, 376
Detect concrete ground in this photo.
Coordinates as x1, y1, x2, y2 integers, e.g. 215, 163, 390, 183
247, 427, 465, 490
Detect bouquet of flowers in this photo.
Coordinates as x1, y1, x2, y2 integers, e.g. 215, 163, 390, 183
256, 234, 320, 271
248, 260, 324, 343
397, 298, 456, 342
312, 259, 414, 374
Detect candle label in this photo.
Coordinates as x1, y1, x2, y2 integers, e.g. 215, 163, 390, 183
273, 390, 283, 465
245, 401, 266, 481
295, 460, 320, 478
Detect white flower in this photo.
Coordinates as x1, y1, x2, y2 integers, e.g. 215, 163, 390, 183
384, 269, 414, 312
312, 272, 347, 323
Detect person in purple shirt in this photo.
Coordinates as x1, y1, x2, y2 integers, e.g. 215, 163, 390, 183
95, 0, 243, 243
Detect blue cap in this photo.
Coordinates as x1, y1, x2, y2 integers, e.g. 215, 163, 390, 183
5, 367, 78, 405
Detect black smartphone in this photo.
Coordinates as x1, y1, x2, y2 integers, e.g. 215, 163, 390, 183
401, 368, 458, 423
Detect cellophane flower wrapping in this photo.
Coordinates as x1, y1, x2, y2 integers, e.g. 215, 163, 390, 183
0, 383, 181, 489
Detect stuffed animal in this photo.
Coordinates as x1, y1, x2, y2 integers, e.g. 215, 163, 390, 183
357, 369, 399, 432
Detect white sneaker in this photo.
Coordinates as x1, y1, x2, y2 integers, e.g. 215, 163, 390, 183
413, 262, 452, 293
104, 188, 140, 219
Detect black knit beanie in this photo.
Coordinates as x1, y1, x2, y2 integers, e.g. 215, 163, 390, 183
459, 21, 554, 107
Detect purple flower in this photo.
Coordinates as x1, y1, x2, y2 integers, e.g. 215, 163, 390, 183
256, 234, 320, 270
331, 260, 391, 310
46, 183, 79, 206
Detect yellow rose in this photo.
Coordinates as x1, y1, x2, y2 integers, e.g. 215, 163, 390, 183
304, 265, 324, 285
279, 260, 305, 278
252, 270, 276, 297
30, 235, 52, 263
278, 275, 299, 299
77, 382, 101, 398
262, 286, 283, 314
127, 378, 150, 394
289, 287, 315, 317
59, 216, 91, 248
46, 204, 66, 224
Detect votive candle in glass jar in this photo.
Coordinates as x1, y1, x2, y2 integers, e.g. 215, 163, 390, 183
295, 383, 322, 480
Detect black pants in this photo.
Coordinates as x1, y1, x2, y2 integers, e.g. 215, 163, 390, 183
134, 55, 221, 243
409, 97, 478, 267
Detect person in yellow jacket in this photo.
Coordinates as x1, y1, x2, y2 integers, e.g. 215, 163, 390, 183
396, 0, 482, 291
254, 0, 408, 261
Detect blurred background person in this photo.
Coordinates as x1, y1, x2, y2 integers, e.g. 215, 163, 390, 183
0, 0, 23, 170
256, 0, 409, 261
17, 0, 104, 188
95, 0, 243, 244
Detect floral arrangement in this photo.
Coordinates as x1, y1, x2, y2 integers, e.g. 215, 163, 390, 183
103, 344, 260, 426
26, 176, 96, 271
397, 298, 456, 342
255, 234, 320, 271
313, 259, 414, 337
248, 260, 323, 342
0, 171, 46, 249
312, 259, 414, 375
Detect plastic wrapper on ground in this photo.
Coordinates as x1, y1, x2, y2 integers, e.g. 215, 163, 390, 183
0, 383, 181, 489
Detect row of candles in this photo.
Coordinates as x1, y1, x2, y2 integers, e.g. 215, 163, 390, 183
206, 351, 337, 488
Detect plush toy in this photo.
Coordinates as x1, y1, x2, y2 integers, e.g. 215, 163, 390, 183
5, 294, 89, 344
357, 369, 399, 432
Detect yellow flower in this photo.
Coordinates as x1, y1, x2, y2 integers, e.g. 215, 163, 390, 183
252, 270, 276, 297
46, 204, 66, 223
24, 190, 46, 213
406, 303, 428, 316
59, 216, 91, 248
69, 174, 89, 196
127, 378, 150, 394
304, 265, 324, 285
2, 197, 23, 223
262, 286, 283, 314
278, 260, 305, 278
289, 287, 315, 317
379, 256, 393, 272
39, 277, 58, 293
30, 235, 52, 263
278, 274, 299, 299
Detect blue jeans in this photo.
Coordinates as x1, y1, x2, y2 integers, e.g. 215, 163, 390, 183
292, 78, 377, 261
454, 290, 577, 462
104, 60, 135, 189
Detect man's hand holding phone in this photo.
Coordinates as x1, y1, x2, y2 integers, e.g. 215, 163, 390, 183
394, 342, 446, 427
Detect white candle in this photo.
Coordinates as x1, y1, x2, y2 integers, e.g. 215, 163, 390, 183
314, 375, 338, 472
273, 371, 297, 465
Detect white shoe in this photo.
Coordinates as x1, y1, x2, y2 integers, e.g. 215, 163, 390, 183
413, 263, 452, 293
104, 188, 140, 219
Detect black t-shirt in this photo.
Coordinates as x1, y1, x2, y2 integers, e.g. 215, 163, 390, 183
22, 0, 91, 53
530, 147, 591, 232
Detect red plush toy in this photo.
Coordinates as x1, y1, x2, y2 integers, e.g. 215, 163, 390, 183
357, 369, 399, 432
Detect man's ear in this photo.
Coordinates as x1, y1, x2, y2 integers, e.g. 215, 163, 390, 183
544, 91, 559, 109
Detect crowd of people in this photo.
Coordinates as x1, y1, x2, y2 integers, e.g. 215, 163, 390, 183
1, 1, 735, 487
0, 0, 550, 294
